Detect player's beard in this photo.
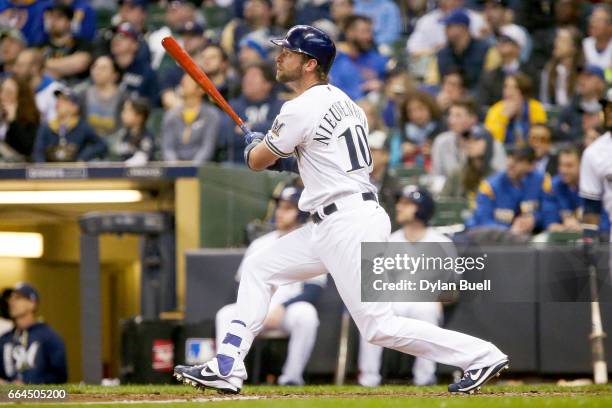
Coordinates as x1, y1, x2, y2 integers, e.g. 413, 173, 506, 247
276, 65, 303, 83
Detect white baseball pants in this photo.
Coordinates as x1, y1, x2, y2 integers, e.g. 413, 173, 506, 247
358, 302, 442, 386
220, 197, 507, 376
216, 301, 319, 385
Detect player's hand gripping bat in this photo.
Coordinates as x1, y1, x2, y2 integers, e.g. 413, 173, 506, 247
161, 36, 252, 136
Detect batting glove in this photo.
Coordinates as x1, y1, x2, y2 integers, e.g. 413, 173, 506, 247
244, 138, 263, 168
245, 131, 265, 145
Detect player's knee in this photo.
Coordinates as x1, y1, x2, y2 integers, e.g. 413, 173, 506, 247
239, 253, 267, 281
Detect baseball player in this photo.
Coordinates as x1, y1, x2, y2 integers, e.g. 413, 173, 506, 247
216, 186, 326, 385
580, 89, 612, 260
358, 186, 454, 387
174, 25, 508, 394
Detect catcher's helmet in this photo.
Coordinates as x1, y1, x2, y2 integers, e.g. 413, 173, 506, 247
271, 25, 336, 75
397, 185, 435, 225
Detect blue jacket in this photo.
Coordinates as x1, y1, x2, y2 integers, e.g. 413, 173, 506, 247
120, 56, 159, 105
467, 170, 544, 229
354, 0, 402, 46
0, 323, 67, 384
330, 49, 388, 101
541, 175, 610, 231
33, 118, 107, 162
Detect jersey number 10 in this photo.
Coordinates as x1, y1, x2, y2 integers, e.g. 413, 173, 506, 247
339, 125, 373, 172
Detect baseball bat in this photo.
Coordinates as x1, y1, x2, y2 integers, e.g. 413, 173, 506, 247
588, 261, 608, 384
161, 36, 251, 136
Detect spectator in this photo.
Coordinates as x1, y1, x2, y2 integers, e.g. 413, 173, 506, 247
217, 62, 282, 163
82, 55, 125, 138
527, 0, 581, 78
41, 2, 93, 84
436, 8, 490, 92
542, 145, 610, 234
0, 283, 67, 384
466, 145, 543, 235
435, 68, 467, 114
33, 87, 107, 162
432, 98, 506, 178
0, 28, 26, 77
477, 24, 529, 109
330, 0, 354, 34
0, 0, 52, 46
115, 0, 147, 33
221, 0, 276, 57
162, 74, 220, 164
556, 65, 606, 141
582, 5, 611, 72
107, 95, 154, 165
0, 288, 12, 337
195, 43, 240, 102
539, 26, 584, 108
380, 67, 414, 129
485, 72, 547, 146
13, 48, 62, 122
56, 0, 97, 41
216, 186, 326, 386
148, 0, 202, 70
441, 133, 496, 209
111, 22, 158, 104
528, 124, 555, 175
237, 34, 271, 71
391, 90, 445, 169
406, 0, 485, 57
92, 0, 151, 64
480, 0, 531, 62
272, 0, 297, 31
160, 21, 208, 110
0, 76, 39, 161
358, 186, 453, 387
329, 15, 387, 101
353, 0, 401, 48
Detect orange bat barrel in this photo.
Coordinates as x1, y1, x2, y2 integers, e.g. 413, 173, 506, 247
161, 36, 251, 135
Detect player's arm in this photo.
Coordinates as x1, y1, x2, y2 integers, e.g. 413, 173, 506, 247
247, 142, 281, 171
579, 151, 603, 230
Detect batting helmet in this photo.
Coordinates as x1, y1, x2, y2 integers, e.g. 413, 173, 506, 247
274, 186, 309, 223
397, 185, 435, 225
271, 25, 336, 75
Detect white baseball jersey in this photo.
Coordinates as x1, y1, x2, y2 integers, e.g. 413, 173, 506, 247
580, 132, 612, 217
263, 84, 377, 213
236, 230, 327, 307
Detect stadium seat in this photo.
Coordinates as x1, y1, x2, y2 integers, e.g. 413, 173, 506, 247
431, 197, 469, 226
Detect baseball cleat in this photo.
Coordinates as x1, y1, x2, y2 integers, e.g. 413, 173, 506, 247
173, 359, 246, 394
448, 359, 509, 394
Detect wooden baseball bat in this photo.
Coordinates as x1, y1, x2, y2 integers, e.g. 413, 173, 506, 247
161, 36, 251, 136
589, 262, 608, 384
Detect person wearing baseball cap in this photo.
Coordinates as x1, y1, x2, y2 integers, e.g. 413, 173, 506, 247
358, 185, 455, 387
556, 63, 607, 141
477, 24, 530, 107
0, 28, 26, 75
437, 8, 490, 92
32, 85, 107, 162
215, 185, 326, 386
0, 283, 67, 384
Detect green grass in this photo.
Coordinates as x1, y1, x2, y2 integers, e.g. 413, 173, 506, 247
1, 384, 611, 407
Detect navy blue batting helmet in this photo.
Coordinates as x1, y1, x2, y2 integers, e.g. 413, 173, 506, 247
397, 185, 435, 224
275, 186, 309, 223
271, 25, 336, 75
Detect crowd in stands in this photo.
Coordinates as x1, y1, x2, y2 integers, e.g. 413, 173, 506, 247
0, 0, 609, 238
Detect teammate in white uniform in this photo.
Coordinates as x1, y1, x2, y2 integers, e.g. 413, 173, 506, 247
174, 25, 508, 394
216, 187, 326, 385
358, 186, 454, 387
